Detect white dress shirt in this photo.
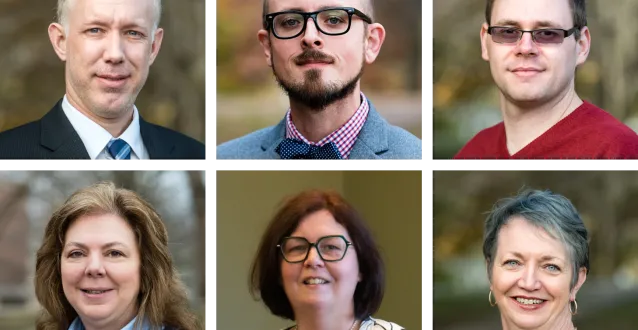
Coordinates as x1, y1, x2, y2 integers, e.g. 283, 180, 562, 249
61, 95, 149, 159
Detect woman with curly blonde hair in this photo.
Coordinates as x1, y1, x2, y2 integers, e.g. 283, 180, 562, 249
35, 182, 201, 330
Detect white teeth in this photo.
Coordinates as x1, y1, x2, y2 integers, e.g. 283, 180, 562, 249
516, 297, 543, 305
85, 290, 106, 294
305, 278, 327, 285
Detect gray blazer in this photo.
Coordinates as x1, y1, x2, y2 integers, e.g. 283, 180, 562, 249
217, 101, 421, 159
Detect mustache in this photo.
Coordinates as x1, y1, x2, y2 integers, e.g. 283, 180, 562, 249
294, 49, 334, 65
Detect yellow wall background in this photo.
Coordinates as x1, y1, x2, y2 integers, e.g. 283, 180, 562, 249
217, 171, 422, 329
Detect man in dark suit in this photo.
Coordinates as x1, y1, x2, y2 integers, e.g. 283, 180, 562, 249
0, 0, 204, 159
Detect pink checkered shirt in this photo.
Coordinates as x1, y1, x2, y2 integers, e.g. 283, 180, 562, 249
284, 92, 370, 159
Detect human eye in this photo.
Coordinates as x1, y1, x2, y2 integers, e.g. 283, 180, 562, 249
503, 259, 521, 268
106, 250, 125, 258
325, 15, 346, 25
86, 27, 103, 34
544, 264, 561, 272
67, 250, 84, 258
126, 30, 145, 39
277, 15, 302, 28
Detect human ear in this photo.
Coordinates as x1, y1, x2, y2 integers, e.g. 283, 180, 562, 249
48, 23, 68, 61
363, 23, 385, 64
575, 27, 591, 66
480, 23, 490, 62
257, 29, 273, 67
149, 28, 164, 65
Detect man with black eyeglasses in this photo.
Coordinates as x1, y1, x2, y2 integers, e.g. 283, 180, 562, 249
217, 0, 421, 159
455, 0, 638, 159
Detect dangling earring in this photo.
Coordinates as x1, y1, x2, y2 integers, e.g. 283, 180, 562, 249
489, 290, 497, 307
569, 299, 578, 315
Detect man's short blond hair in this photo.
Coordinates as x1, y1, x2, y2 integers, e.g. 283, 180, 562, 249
56, 0, 163, 30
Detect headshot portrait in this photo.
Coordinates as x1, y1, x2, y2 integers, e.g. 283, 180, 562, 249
0, 0, 205, 159
433, 0, 638, 159
216, 0, 422, 159
35, 181, 202, 329
434, 171, 638, 330
217, 171, 421, 329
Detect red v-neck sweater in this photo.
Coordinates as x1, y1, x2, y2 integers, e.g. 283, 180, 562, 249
454, 101, 638, 159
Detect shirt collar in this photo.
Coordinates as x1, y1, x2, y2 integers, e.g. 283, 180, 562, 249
284, 92, 370, 159
61, 95, 146, 159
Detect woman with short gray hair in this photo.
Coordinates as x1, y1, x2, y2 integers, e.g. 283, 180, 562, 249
483, 189, 589, 330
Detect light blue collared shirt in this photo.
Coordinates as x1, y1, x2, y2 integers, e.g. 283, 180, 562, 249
68, 316, 161, 330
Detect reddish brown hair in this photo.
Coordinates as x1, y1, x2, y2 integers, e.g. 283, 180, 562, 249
249, 190, 385, 320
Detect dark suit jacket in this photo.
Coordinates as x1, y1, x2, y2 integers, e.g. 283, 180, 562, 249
0, 99, 205, 159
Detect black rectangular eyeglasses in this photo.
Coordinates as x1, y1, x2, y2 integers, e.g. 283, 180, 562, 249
487, 26, 578, 44
264, 7, 373, 40
277, 235, 353, 263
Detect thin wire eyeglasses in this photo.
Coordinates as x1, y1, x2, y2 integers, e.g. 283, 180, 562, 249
487, 26, 578, 44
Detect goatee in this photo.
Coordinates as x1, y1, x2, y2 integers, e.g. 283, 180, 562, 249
273, 60, 364, 111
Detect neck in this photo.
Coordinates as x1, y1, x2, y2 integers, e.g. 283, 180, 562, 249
289, 88, 362, 143
499, 85, 582, 155
80, 315, 136, 330
65, 92, 134, 138
501, 309, 576, 330
293, 306, 357, 330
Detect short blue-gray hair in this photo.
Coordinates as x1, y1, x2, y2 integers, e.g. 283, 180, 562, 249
483, 189, 589, 289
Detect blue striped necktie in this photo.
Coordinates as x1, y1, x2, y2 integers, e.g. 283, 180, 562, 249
107, 139, 131, 160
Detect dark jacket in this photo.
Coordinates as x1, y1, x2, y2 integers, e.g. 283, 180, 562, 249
0, 99, 205, 159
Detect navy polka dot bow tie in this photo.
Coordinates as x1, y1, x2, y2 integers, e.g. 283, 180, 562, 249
276, 138, 343, 159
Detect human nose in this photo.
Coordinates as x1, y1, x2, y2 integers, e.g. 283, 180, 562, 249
85, 253, 106, 277
301, 16, 324, 49
514, 31, 538, 56
303, 244, 325, 268
517, 264, 541, 291
103, 32, 125, 64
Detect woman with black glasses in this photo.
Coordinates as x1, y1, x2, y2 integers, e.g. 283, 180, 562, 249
249, 190, 403, 330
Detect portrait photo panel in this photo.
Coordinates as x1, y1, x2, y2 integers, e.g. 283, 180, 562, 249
0, 171, 205, 329
216, 0, 422, 159
217, 170, 421, 329
434, 171, 638, 330
434, 0, 638, 159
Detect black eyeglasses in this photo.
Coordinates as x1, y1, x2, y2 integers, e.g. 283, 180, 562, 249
277, 235, 353, 263
487, 26, 578, 44
264, 7, 373, 40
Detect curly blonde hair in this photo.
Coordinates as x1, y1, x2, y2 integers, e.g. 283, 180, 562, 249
35, 181, 201, 330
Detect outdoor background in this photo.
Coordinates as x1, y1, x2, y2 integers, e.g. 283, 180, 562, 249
217, 171, 422, 329
217, 0, 422, 144
434, 0, 638, 158
0, 0, 205, 143
434, 171, 638, 330
0, 171, 205, 330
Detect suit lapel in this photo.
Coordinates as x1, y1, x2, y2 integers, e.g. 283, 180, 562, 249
259, 118, 287, 159
40, 99, 90, 159
348, 102, 388, 159
140, 118, 175, 159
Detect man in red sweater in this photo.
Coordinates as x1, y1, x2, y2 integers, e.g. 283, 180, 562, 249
455, 0, 638, 159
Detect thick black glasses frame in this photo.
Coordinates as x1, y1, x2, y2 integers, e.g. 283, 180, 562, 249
264, 7, 373, 40
277, 235, 353, 263
487, 26, 578, 44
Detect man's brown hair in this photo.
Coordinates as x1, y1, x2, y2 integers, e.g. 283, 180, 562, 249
485, 0, 587, 40
262, 0, 375, 29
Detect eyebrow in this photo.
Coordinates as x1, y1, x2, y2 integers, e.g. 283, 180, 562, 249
278, 5, 345, 12
509, 252, 565, 263
493, 19, 564, 29
81, 18, 149, 32
64, 242, 129, 250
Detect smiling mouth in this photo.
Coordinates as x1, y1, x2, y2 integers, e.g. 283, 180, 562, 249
303, 278, 329, 285
81, 289, 113, 294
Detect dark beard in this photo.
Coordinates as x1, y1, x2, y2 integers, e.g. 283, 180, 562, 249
273, 61, 364, 111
